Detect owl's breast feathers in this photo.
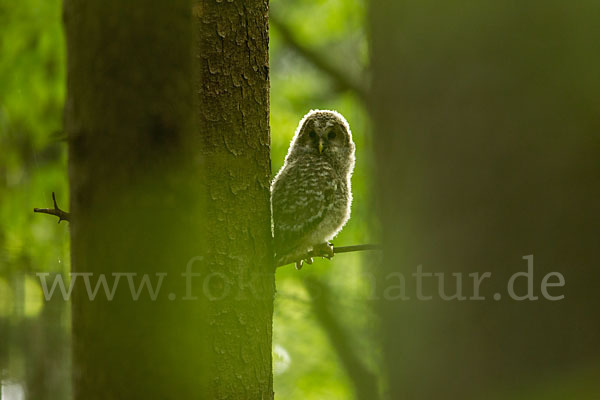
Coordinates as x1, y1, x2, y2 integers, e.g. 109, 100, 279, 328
272, 157, 350, 262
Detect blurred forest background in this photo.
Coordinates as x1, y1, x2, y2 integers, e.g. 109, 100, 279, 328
2, 0, 599, 399
0, 0, 375, 398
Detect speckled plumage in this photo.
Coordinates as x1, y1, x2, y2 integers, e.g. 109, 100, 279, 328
271, 110, 355, 267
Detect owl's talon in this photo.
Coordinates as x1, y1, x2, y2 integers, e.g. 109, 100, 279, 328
313, 242, 335, 259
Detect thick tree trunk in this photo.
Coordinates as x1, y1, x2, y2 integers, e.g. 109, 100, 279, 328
371, 1, 600, 399
64, 0, 273, 398
192, 0, 273, 398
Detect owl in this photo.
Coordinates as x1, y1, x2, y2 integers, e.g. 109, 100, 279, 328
271, 110, 355, 269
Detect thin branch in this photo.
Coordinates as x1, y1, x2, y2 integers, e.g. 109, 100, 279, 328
277, 244, 381, 268
34, 192, 71, 223
270, 12, 367, 101
329, 244, 381, 254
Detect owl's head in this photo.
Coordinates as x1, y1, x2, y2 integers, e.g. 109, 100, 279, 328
287, 110, 355, 166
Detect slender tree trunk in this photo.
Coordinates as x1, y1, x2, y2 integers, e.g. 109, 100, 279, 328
64, 0, 273, 398
371, 1, 600, 399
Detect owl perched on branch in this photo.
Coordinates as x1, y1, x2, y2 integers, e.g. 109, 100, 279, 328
271, 110, 355, 269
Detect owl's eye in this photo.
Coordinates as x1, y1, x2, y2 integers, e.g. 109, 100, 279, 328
328, 131, 336, 140
309, 130, 317, 139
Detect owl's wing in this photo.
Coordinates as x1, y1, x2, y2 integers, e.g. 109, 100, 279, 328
272, 165, 335, 258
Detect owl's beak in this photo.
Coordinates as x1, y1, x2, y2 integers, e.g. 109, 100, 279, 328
318, 139, 324, 153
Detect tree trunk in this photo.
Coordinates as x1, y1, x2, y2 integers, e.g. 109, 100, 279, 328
371, 1, 600, 399
192, 0, 273, 398
64, 0, 273, 398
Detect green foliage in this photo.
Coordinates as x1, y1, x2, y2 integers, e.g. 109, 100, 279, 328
0, 0, 70, 397
0, 0, 69, 277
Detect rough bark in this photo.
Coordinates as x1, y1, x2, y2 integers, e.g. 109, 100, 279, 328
193, 0, 273, 398
371, 1, 600, 399
64, 0, 273, 398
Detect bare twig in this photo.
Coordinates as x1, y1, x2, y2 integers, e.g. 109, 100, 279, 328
34, 192, 71, 223
277, 244, 381, 268
328, 244, 381, 254
270, 13, 368, 101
